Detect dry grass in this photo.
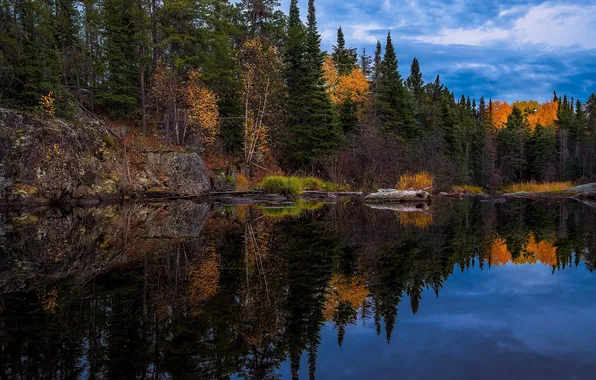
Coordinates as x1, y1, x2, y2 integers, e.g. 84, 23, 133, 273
452, 185, 485, 194
502, 181, 573, 193
396, 172, 433, 190
399, 212, 433, 229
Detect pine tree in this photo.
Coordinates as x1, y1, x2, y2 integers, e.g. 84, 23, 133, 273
375, 32, 417, 138
406, 57, 424, 123
332, 27, 357, 76
359, 48, 372, 78
529, 123, 557, 181
100, 0, 141, 116
283, 0, 338, 169
497, 107, 529, 181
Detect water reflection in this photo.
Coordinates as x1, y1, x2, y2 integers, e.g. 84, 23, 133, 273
1, 198, 596, 379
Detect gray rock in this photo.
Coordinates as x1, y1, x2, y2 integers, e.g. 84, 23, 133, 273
365, 189, 431, 202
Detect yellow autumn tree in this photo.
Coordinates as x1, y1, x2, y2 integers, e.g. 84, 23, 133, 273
323, 56, 369, 105
490, 101, 513, 129
527, 101, 558, 130
238, 38, 283, 165
185, 69, 220, 147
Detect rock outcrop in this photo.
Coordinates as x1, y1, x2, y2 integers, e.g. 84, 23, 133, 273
0, 108, 211, 205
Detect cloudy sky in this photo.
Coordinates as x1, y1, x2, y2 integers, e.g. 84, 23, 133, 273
280, 0, 596, 103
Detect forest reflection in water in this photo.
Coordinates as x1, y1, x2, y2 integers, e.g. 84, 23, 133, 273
1, 198, 596, 379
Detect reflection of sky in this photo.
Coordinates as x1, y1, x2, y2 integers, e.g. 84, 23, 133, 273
278, 263, 596, 379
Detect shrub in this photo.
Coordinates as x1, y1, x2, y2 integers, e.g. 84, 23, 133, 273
260, 176, 302, 196
452, 185, 485, 194
236, 173, 250, 191
502, 181, 573, 193
396, 172, 433, 190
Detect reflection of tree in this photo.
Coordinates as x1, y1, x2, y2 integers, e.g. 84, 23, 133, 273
2, 199, 596, 378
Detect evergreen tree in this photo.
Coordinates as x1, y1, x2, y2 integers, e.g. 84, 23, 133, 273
376, 32, 417, 138
529, 124, 557, 181
284, 0, 338, 169
497, 107, 529, 181
359, 48, 372, 78
331, 27, 357, 75
100, 0, 140, 116
406, 57, 424, 123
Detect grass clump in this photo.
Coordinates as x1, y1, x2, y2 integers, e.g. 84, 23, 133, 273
300, 177, 323, 190
396, 171, 433, 191
452, 185, 485, 194
502, 181, 573, 193
260, 176, 303, 196
259, 175, 349, 195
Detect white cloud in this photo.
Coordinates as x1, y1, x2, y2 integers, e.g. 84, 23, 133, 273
415, 27, 510, 47
411, 3, 596, 50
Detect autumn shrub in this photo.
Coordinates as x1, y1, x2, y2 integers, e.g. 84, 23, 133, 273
452, 185, 485, 194
260, 176, 302, 196
502, 181, 573, 193
396, 172, 433, 190
236, 173, 250, 191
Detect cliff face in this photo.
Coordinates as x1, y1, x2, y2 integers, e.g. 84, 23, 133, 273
0, 108, 211, 205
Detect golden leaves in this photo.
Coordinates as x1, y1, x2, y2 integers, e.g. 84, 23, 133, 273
489, 234, 557, 267
491, 100, 558, 131
490, 101, 512, 129
187, 247, 221, 315
238, 38, 282, 164
38, 91, 56, 117
324, 273, 369, 321
185, 69, 220, 147
323, 56, 369, 105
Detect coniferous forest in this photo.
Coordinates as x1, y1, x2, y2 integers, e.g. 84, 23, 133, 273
1, 0, 596, 190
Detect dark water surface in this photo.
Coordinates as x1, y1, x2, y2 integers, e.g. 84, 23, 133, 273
1, 198, 596, 379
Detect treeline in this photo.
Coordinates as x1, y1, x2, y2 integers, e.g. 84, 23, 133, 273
1, 0, 596, 189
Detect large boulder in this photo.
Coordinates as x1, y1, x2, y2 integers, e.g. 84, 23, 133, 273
143, 151, 211, 196
0, 108, 212, 204
365, 189, 431, 202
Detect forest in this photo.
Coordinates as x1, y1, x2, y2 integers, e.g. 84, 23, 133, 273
1, 0, 596, 190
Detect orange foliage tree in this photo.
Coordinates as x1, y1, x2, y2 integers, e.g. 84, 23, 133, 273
526, 101, 558, 129
185, 69, 220, 147
490, 101, 512, 129
323, 56, 369, 106
152, 61, 219, 147
491, 100, 558, 132
238, 38, 283, 165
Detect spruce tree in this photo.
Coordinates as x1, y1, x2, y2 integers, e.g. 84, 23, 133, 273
332, 27, 357, 75
100, 0, 140, 116
406, 57, 424, 123
376, 32, 417, 138
529, 124, 557, 181
284, 0, 338, 169
359, 48, 372, 78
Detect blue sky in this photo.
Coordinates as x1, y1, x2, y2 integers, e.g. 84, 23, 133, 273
280, 0, 596, 103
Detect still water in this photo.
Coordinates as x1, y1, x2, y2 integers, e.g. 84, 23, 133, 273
1, 198, 596, 379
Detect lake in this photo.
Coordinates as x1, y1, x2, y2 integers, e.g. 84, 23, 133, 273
1, 198, 596, 379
